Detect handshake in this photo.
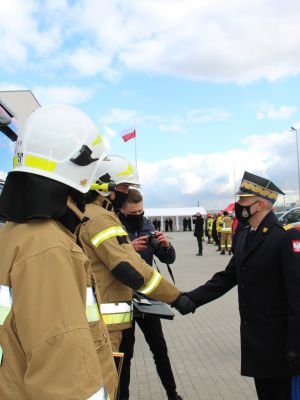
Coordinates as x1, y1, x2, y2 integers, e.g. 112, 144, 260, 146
171, 293, 197, 315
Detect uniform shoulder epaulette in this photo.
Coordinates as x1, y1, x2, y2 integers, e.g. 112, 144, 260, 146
282, 224, 294, 231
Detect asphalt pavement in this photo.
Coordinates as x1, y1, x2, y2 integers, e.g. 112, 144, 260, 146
128, 231, 257, 400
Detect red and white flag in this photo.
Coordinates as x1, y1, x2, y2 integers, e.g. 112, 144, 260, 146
121, 127, 136, 142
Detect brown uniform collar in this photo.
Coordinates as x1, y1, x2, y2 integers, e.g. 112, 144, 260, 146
94, 195, 114, 212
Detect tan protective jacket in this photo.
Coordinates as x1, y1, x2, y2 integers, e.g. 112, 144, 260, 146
79, 197, 180, 333
221, 216, 233, 233
0, 207, 117, 399
216, 215, 224, 233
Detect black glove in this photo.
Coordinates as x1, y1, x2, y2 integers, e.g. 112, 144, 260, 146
287, 350, 300, 370
171, 294, 196, 315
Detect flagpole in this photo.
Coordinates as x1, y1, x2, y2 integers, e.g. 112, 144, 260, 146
134, 120, 138, 172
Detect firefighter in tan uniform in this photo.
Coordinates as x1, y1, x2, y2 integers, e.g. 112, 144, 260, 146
0, 105, 117, 400
206, 213, 213, 244
220, 211, 233, 255
79, 155, 195, 351
216, 212, 223, 251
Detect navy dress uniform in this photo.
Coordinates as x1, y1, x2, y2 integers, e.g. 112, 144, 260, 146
186, 172, 300, 400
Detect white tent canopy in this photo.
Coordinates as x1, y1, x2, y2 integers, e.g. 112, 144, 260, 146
144, 206, 206, 231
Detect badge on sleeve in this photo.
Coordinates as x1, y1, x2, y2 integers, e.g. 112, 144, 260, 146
292, 240, 300, 253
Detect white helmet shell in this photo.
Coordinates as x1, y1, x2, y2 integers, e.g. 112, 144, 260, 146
12, 104, 106, 193
93, 154, 140, 196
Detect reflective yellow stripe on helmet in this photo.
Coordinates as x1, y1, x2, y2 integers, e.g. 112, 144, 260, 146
91, 226, 127, 247
91, 134, 102, 146
137, 269, 162, 296
0, 285, 12, 325
13, 155, 57, 172
116, 162, 133, 177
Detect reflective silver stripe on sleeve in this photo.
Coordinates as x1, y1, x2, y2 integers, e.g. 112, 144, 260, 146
0, 285, 12, 325
87, 385, 109, 400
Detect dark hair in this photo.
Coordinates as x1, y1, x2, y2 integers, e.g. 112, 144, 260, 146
223, 211, 228, 216
127, 188, 143, 204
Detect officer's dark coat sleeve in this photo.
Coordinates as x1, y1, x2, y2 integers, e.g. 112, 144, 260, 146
280, 229, 300, 352
187, 256, 237, 307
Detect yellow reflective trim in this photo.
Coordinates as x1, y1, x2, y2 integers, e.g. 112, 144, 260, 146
241, 180, 278, 201
0, 305, 11, 325
86, 303, 100, 322
13, 156, 17, 168
283, 224, 294, 231
138, 269, 162, 295
102, 311, 133, 325
25, 155, 56, 172
91, 226, 127, 247
91, 134, 102, 146
116, 162, 134, 177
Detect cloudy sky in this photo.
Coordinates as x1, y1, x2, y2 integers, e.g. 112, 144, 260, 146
1, 0, 300, 209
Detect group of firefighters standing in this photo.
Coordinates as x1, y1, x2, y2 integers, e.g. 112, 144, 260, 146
205, 210, 235, 254
193, 210, 236, 256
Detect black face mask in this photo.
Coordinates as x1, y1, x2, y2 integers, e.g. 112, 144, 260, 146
123, 212, 144, 232
111, 191, 128, 212
234, 201, 259, 224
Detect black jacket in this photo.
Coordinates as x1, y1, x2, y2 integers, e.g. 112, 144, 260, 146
118, 215, 176, 266
193, 216, 204, 237
188, 211, 300, 378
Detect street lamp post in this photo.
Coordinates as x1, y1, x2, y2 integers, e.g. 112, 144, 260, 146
290, 127, 300, 204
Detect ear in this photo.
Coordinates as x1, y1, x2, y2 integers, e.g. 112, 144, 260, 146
109, 192, 116, 200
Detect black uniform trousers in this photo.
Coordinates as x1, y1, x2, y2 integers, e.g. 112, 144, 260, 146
196, 236, 203, 255
119, 316, 177, 399
254, 377, 291, 400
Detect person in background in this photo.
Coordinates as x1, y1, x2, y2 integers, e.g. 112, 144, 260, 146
216, 211, 223, 251
205, 212, 214, 244
212, 214, 219, 246
193, 212, 204, 256
175, 171, 300, 400
220, 211, 233, 255
118, 188, 183, 400
165, 218, 169, 232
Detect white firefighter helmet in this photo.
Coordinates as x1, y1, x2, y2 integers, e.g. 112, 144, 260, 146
92, 154, 140, 196
12, 104, 106, 193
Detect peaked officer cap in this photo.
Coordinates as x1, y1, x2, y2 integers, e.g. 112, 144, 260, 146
236, 171, 284, 203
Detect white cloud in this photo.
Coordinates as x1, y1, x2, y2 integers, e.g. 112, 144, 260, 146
137, 129, 300, 209
33, 85, 95, 106
100, 109, 144, 125
0, 171, 7, 180
257, 104, 297, 120
67, 48, 113, 77
101, 107, 231, 135
2, 1, 300, 83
